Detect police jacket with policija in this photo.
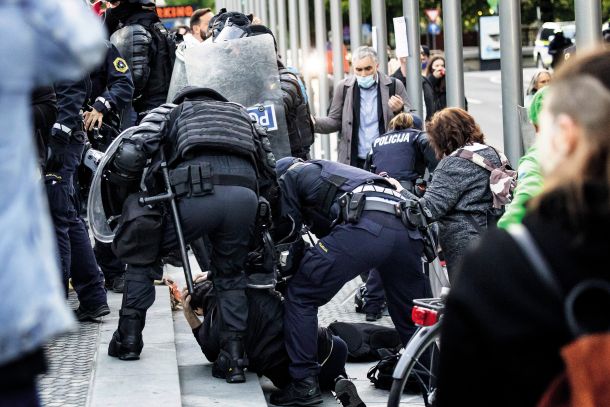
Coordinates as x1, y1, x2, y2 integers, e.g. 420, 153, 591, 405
88, 42, 134, 127
193, 288, 334, 389
110, 10, 175, 114
370, 129, 438, 184
121, 88, 276, 198
278, 159, 399, 238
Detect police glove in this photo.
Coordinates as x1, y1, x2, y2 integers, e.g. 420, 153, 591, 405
45, 126, 70, 174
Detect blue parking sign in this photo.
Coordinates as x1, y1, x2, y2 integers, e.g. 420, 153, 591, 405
247, 104, 278, 131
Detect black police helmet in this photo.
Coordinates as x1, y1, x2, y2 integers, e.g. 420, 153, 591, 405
172, 86, 228, 105
210, 10, 252, 40
276, 157, 303, 179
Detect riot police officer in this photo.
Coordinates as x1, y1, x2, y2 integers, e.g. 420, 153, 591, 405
270, 158, 428, 406
46, 78, 109, 321
106, 0, 175, 121
85, 41, 135, 294
361, 112, 437, 321
104, 87, 275, 385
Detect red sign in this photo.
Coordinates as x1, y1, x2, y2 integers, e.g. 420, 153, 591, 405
156, 5, 195, 19
425, 8, 440, 23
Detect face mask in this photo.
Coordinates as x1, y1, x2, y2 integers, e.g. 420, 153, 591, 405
422, 61, 428, 70
357, 74, 376, 89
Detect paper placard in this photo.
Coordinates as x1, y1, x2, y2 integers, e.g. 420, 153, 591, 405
393, 17, 409, 58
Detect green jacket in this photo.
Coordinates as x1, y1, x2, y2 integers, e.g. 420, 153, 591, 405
497, 145, 544, 229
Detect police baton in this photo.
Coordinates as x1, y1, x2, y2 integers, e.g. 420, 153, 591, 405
138, 153, 195, 296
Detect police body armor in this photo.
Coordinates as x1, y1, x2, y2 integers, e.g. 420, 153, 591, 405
110, 22, 174, 113
166, 35, 291, 159
371, 129, 422, 183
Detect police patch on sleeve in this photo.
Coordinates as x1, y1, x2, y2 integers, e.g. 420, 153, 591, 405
113, 57, 129, 73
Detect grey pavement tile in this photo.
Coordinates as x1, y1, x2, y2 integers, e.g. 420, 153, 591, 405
94, 342, 179, 378
89, 373, 181, 407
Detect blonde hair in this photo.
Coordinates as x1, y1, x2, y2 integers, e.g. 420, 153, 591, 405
534, 75, 610, 217
388, 113, 414, 131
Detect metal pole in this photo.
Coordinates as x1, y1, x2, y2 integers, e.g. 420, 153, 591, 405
288, 0, 299, 67
278, 0, 288, 63
441, 0, 465, 108
349, 0, 362, 52
371, 0, 388, 74
260, 0, 269, 25
575, 0, 602, 50
246, 0, 254, 14
269, 0, 278, 38
499, 0, 524, 165
314, 0, 331, 159
330, 0, 343, 84
254, 0, 261, 18
299, 0, 311, 86
403, 0, 423, 117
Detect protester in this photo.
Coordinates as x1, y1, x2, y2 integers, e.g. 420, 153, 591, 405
389, 108, 506, 277
524, 69, 552, 107
437, 67, 610, 407
0, 0, 106, 405
420, 45, 431, 72
422, 55, 446, 121
187, 8, 214, 43
314, 46, 411, 167
548, 30, 573, 70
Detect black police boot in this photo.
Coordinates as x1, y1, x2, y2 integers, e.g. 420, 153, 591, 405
334, 377, 366, 407
108, 309, 144, 361
213, 338, 247, 383
269, 376, 323, 406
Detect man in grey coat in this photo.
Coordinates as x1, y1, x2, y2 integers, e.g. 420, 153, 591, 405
313, 46, 411, 167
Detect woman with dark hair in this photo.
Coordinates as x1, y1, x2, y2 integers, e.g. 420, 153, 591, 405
422, 55, 446, 121
390, 108, 506, 277
436, 53, 610, 406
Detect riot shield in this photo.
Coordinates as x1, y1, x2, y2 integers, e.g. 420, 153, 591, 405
87, 128, 136, 243
166, 35, 291, 158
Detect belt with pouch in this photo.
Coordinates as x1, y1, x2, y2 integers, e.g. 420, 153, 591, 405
169, 162, 257, 198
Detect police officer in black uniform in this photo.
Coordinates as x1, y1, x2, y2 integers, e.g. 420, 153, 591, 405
84, 41, 135, 294
361, 112, 438, 321
106, 0, 175, 122
269, 158, 428, 406
106, 87, 275, 385
46, 78, 110, 321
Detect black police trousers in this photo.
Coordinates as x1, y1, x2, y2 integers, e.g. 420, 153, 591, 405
122, 185, 258, 336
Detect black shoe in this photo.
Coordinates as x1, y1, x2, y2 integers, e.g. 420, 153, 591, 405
216, 339, 247, 383
365, 312, 383, 322
334, 378, 366, 407
75, 303, 110, 322
112, 274, 125, 293
107, 310, 144, 361
270, 376, 323, 406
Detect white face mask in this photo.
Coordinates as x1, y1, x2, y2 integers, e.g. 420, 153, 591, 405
536, 109, 566, 175
356, 74, 376, 89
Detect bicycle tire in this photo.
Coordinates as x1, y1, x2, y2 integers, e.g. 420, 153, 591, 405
387, 322, 442, 407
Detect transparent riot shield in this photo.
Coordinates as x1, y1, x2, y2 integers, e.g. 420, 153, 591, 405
87, 128, 135, 243
166, 34, 291, 158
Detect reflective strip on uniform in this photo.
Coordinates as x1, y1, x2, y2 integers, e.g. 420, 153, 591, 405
352, 184, 404, 200
96, 96, 111, 110
53, 123, 72, 135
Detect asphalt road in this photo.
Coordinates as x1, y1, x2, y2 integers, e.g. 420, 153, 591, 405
465, 67, 539, 151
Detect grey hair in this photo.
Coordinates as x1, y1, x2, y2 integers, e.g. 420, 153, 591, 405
352, 46, 378, 64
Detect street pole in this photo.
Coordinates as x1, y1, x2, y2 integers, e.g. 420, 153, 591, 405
330, 0, 344, 84
269, 0, 278, 39
260, 0, 269, 25
299, 0, 312, 92
403, 0, 423, 117
278, 0, 288, 63
246, 0, 254, 14
499, 0, 524, 165
288, 0, 300, 68
441, 0, 465, 108
371, 0, 388, 74
315, 0, 331, 159
575, 0, 602, 50
349, 0, 362, 52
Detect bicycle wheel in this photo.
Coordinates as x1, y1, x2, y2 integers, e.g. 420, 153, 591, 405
387, 322, 441, 407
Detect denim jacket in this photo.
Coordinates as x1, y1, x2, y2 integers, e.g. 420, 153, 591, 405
0, 0, 106, 365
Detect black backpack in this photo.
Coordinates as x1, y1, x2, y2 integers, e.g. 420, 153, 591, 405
328, 321, 401, 362
366, 352, 421, 393
279, 68, 314, 158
